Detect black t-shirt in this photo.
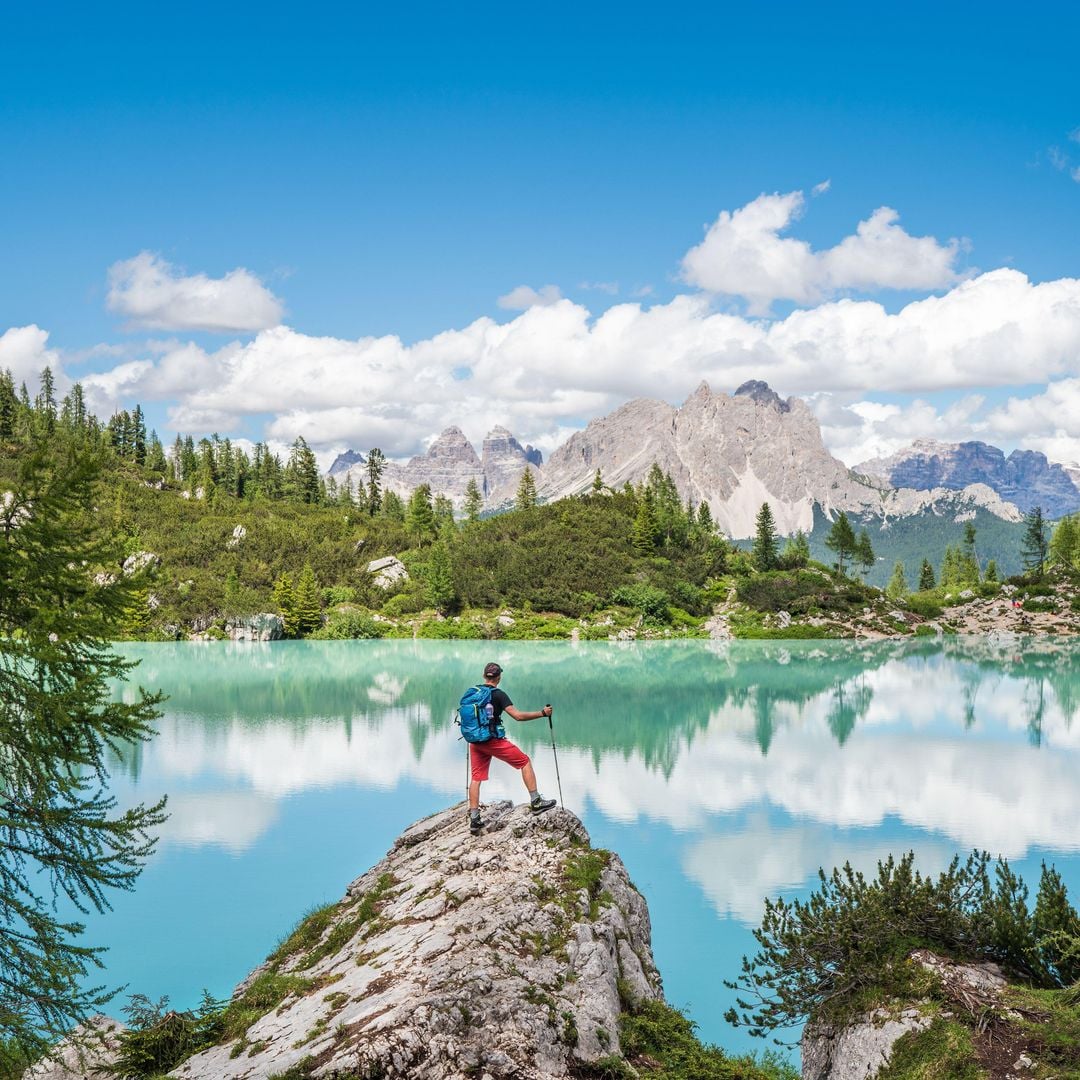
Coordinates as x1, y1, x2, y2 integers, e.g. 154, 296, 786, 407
488, 687, 513, 720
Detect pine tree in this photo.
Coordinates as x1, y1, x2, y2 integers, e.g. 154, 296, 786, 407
131, 405, 147, 466
272, 572, 297, 636
919, 558, 936, 591
426, 540, 456, 613
366, 448, 386, 516
0, 369, 17, 441
285, 436, 321, 504
781, 530, 810, 567
0, 441, 165, 1058
752, 503, 779, 571
35, 366, 57, 435
886, 560, 908, 599
463, 477, 483, 523
856, 530, 875, 579
382, 489, 406, 522
1022, 506, 1048, 577
1050, 513, 1079, 570
406, 484, 437, 546
824, 512, 858, 576
293, 564, 322, 635
516, 467, 538, 511
592, 468, 604, 494
631, 489, 659, 554
696, 500, 714, 535
984, 559, 999, 583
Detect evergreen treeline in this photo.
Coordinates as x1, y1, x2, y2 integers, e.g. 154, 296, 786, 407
4, 365, 1076, 639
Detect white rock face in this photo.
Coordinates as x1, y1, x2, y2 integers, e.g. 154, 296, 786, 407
541, 381, 884, 537
366, 555, 408, 588
337, 426, 543, 514
171, 802, 661, 1079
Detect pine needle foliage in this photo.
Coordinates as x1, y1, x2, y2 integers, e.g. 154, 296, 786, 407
0, 441, 165, 1060
725, 851, 1080, 1042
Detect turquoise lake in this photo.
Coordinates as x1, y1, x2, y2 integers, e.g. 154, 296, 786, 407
90, 638, 1080, 1060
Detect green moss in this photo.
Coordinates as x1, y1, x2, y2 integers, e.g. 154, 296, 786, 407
875, 1017, 985, 1079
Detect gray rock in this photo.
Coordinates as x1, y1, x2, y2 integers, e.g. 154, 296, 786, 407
122, 551, 160, 576
171, 802, 661, 1079
225, 525, 247, 550
802, 1007, 931, 1080
367, 556, 409, 588
225, 613, 284, 642
22, 1015, 126, 1080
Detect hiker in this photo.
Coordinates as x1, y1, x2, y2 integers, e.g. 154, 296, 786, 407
465, 661, 556, 835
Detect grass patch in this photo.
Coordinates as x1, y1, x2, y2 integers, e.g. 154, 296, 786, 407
875, 1016, 984, 1079
610, 998, 798, 1079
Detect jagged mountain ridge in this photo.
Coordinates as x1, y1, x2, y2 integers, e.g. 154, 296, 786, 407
857, 438, 1080, 518
326, 382, 1028, 537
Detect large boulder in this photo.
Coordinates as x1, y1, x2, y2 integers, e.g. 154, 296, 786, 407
367, 555, 408, 589
170, 802, 661, 1079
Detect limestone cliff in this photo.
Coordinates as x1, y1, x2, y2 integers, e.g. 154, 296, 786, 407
540, 381, 887, 537
170, 802, 660, 1079
857, 438, 1080, 517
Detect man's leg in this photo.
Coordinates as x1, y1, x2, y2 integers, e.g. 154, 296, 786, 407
520, 759, 556, 814
468, 779, 482, 810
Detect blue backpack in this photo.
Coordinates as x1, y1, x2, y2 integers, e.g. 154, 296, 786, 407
457, 684, 504, 743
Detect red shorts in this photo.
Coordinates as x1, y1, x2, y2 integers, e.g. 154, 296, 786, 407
470, 737, 530, 781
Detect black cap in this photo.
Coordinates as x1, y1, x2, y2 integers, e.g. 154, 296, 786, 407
483, 662, 503, 679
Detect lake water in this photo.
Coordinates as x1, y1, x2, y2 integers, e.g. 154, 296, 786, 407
88, 637, 1080, 1061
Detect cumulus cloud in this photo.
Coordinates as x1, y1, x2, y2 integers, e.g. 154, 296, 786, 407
680, 190, 962, 313
107, 252, 285, 332
0, 325, 62, 392
496, 284, 563, 310
84, 266, 1080, 454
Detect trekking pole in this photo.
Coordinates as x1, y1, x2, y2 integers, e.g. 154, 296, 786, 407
546, 705, 564, 807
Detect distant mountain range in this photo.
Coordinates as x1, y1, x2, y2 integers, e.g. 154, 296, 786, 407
856, 438, 1080, 518
328, 381, 1080, 538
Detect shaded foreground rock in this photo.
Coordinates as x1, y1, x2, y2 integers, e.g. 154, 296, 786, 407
171, 801, 661, 1079
23, 1016, 127, 1080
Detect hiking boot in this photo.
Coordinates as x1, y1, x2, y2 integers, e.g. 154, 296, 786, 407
469, 815, 484, 836
530, 796, 556, 815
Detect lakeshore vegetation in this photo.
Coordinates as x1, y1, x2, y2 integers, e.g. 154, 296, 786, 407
3, 368, 1080, 644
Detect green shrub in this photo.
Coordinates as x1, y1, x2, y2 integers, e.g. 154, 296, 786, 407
611, 583, 671, 623
726, 852, 1080, 1039
380, 587, 427, 616
906, 592, 944, 619
309, 609, 386, 639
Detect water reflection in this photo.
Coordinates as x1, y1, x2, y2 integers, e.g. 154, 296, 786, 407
97, 638, 1080, 1058
111, 638, 1080, 861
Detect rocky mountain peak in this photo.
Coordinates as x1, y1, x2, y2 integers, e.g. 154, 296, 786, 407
857, 439, 1080, 517
414, 426, 480, 467
733, 379, 791, 413
327, 449, 364, 477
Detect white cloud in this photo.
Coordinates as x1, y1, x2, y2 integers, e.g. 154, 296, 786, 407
496, 284, 563, 310
1049, 146, 1070, 171
107, 252, 285, 332
680, 190, 962, 313
0, 325, 62, 392
579, 281, 620, 295
70, 266, 1080, 456
811, 179, 831, 196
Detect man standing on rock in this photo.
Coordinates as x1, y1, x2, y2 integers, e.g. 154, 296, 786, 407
468, 662, 556, 835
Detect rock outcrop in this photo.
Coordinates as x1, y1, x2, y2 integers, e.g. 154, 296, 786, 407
801, 949, 1050, 1079
23, 1016, 127, 1080
169, 802, 660, 1079
857, 438, 1080, 518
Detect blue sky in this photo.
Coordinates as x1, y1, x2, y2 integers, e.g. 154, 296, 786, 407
2, 1, 1080, 467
